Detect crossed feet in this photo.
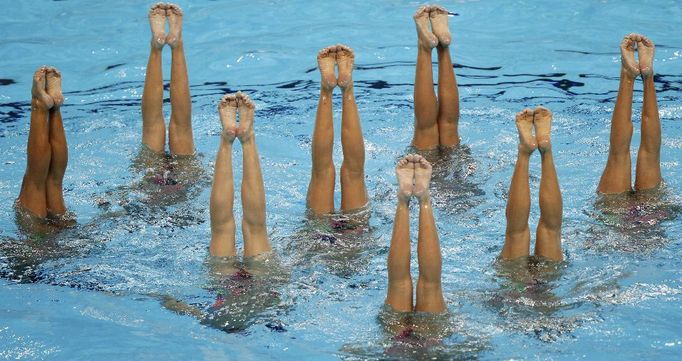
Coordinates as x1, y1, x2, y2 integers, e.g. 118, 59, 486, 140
396, 154, 433, 203
32, 66, 64, 110
515, 106, 553, 154
317, 44, 355, 91
413, 4, 451, 49
218, 91, 256, 144
148, 2, 183, 49
620, 33, 655, 79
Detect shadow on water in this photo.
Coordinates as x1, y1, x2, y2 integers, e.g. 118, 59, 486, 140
161, 254, 292, 334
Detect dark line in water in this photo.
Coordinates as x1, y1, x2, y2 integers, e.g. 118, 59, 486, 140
0, 79, 16, 86
105, 63, 126, 71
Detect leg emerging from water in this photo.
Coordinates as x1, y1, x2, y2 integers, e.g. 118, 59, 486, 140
431, 6, 460, 148
306, 46, 337, 215
210, 95, 237, 257
18, 67, 54, 218
338, 45, 368, 212
501, 109, 536, 260
634, 35, 662, 191
413, 155, 445, 313
597, 34, 639, 194
237, 92, 271, 257
533, 107, 562, 261
386, 156, 415, 312
141, 3, 167, 153
45, 67, 68, 216
412, 6, 439, 150
166, 4, 194, 155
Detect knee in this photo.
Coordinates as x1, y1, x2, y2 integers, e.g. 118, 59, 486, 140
341, 161, 364, 176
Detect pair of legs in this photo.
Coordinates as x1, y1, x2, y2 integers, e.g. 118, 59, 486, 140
412, 5, 460, 150
18, 66, 69, 222
141, 3, 194, 155
385, 154, 446, 313
209, 92, 271, 258
598, 33, 661, 194
502, 107, 563, 262
306, 45, 368, 215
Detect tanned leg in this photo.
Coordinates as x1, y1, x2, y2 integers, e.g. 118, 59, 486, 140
337, 45, 368, 211
431, 6, 460, 147
44, 67, 68, 216
209, 94, 237, 257
634, 35, 662, 191
385, 156, 415, 312
412, 6, 440, 150
533, 107, 562, 261
412, 155, 446, 313
597, 34, 640, 194
141, 3, 167, 153
166, 4, 194, 155
501, 109, 536, 260
236, 92, 271, 257
18, 67, 54, 218
306, 46, 337, 215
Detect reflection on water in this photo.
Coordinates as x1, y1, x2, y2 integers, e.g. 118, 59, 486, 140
284, 207, 378, 278
584, 185, 681, 253
163, 254, 291, 333
485, 257, 585, 343
340, 305, 488, 360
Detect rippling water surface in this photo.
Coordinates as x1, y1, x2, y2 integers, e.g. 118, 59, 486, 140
1, 0, 681, 360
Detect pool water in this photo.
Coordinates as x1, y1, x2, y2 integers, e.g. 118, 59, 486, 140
1, 0, 682, 359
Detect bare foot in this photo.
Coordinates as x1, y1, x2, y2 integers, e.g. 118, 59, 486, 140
637, 35, 655, 78
236, 91, 255, 142
166, 3, 183, 48
32, 66, 53, 110
515, 108, 537, 154
336, 44, 354, 90
620, 34, 640, 78
45, 67, 64, 107
414, 6, 438, 49
411, 154, 432, 201
429, 5, 451, 47
317, 46, 337, 91
218, 94, 238, 143
396, 155, 415, 202
149, 3, 167, 49
533, 106, 552, 153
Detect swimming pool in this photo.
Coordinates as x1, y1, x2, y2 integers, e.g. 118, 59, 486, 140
1, 0, 681, 359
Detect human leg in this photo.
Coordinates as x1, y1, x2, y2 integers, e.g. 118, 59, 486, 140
166, 4, 194, 156
412, 155, 446, 313
18, 67, 54, 218
209, 95, 237, 257
236, 92, 271, 257
597, 34, 639, 194
141, 3, 167, 153
411, 6, 439, 150
431, 6, 460, 148
337, 45, 368, 211
306, 46, 337, 215
501, 109, 536, 260
44, 67, 68, 216
386, 156, 415, 312
634, 35, 662, 191
533, 107, 563, 261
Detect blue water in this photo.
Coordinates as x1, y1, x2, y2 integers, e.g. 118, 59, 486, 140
1, 0, 682, 359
